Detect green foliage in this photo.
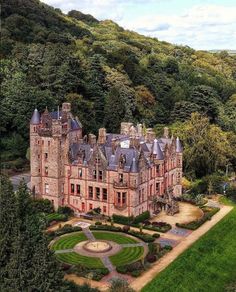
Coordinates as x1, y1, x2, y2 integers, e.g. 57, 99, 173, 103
1, 0, 236, 179
133, 211, 150, 224
112, 214, 134, 225
109, 278, 135, 292
57, 205, 74, 216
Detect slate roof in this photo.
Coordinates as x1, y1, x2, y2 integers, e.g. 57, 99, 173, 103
176, 137, 183, 153
30, 109, 40, 124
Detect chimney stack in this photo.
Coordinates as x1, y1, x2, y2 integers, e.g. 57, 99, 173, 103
163, 127, 169, 139
98, 128, 107, 144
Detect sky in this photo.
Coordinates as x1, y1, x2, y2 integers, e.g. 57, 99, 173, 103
42, 0, 236, 50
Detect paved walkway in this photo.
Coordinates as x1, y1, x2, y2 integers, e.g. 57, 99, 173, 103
83, 227, 95, 241
55, 249, 74, 254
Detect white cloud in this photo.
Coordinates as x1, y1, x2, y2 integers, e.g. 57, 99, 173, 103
42, 1, 236, 50
120, 5, 236, 49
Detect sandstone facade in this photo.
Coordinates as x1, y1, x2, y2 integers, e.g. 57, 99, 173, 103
30, 103, 183, 217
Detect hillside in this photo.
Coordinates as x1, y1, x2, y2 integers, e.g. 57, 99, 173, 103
1, 0, 236, 179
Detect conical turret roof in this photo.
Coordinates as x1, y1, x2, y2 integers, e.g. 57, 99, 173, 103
176, 137, 183, 153
153, 139, 164, 160
30, 108, 40, 124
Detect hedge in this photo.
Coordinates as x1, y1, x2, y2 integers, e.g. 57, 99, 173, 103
176, 207, 220, 230
47, 224, 82, 239
112, 211, 150, 225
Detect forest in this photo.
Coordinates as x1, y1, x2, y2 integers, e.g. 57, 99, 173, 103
1, 0, 236, 188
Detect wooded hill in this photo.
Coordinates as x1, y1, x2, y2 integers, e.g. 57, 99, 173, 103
1, 0, 236, 180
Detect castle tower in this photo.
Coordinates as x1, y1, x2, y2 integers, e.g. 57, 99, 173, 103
30, 109, 41, 198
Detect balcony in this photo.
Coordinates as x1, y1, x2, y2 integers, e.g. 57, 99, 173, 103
113, 180, 128, 189
114, 203, 127, 211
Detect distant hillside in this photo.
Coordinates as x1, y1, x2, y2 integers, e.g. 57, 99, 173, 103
209, 50, 236, 56
1, 0, 236, 172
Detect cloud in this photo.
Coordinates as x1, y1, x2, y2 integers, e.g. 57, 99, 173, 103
120, 5, 236, 49
41, 1, 236, 50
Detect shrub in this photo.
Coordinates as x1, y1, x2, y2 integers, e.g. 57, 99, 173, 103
131, 270, 142, 277
58, 206, 74, 216
95, 221, 102, 225
163, 245, 173, 251
109, 278, 135, 292
122, 225, 130, 232
126, 260, 143, 272
112, 214, 134, 225
146, 254, 157, 263
133, 211, 150, 224
148, 242, 161, 254
116, 265, 128, 274
152, 233, 160, 238
89, 224, 122, 232
31, 198, 54, 214
128, 230, 155, 242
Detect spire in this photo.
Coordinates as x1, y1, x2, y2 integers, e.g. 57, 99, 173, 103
176, 137, 183, 153
30, 108, 40, 125
153, 139, 164, 160
130, 157, 138, 173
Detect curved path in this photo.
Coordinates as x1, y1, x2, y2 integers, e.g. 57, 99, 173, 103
54, 226, 147, 272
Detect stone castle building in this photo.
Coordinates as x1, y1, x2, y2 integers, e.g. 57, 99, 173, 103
30, 103, 183, 217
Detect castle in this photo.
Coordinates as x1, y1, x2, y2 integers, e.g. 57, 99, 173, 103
30, 103, 182, 217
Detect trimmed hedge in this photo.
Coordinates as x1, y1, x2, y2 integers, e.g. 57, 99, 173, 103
47, 224, 82, 238
176, 207, 220, 230
112, 214, 134, 225
89, 224, 122, 232
133, 211, 150, 224
112, 211, 150, 225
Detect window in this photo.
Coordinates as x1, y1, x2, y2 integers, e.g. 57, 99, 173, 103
96, 187, 100, 200
142, 189, 144, 202
45, 183, 49, 194
150, 184, 153, 196
89, 203, 93, 210
48, 141, 50, 146
78, 168, 82, 178
156, 165, 160, 175
82, 202, 85, 212
99, 170, 103, 181
45, 153, 48, 160
117, 192, 121, 204
62, 183, 64, 194
71, 184, 75, 194
156, 182, 160, 193
93, 170, 97, 180
103, 206, 107, 213
45, 166, 48, 176
122, 192, 127, 204
38, 168, 40, 173
139, 190, 141, 204
119, 173, 123, 183
102, 188, 107, 201
38, 140, 40, 144
76, 184, 80, 195
38, 154, 40, 159
89, 186, 93, 199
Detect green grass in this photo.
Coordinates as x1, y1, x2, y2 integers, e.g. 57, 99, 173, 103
56, 252, 104, 268
142, 202, 236, 292
110, 246, 144, 267
46, 213, 67, 222
93, 231, 138, 244
51, 232, 87, 251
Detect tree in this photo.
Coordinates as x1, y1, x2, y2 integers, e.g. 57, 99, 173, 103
170, 101, 201, 122
0, 176, 17, 280
170, 113, 232, 178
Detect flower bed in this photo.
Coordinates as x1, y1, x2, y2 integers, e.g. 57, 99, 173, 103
131, 221, 171, 233
176, 207, 220, 230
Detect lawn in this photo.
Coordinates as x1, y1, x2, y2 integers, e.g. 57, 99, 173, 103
142, 199, 236, 292
51, 232, 87, 251
56, 252, 104, 268
110, 246, 144, 267
93, 231, 138, 244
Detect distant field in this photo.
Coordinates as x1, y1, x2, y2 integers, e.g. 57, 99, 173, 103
142, 199, 236, 292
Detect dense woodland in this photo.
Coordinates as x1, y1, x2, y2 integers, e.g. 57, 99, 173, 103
1, 0, 236, 186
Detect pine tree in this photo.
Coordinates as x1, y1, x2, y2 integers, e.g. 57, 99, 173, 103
0, 175, 17, 282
